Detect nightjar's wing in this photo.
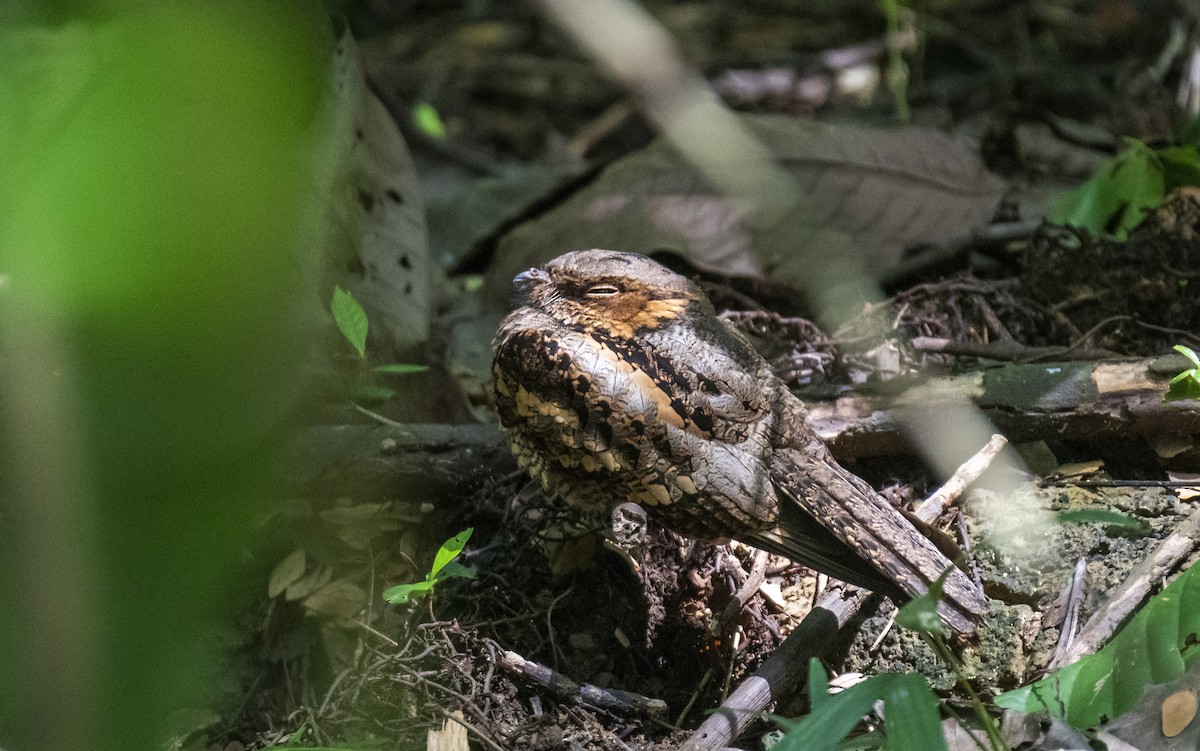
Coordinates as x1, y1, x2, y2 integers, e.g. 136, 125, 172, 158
662, 318, 987, 633
756, 420, 988, 634
659, 321, 926, 599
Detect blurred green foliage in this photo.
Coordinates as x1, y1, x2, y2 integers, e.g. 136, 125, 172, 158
0, 3, 331, 750
1055, 116, 1200, 238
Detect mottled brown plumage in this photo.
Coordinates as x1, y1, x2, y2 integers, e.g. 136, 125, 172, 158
492, 249, 987, 633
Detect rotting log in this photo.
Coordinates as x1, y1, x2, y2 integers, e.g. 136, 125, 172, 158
284, 358, 1197, 499
807, 356, 1194, 458
283, 422, 514, 500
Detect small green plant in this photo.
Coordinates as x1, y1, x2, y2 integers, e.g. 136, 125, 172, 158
1056, 115, 1200, 238
772, 660, 945, 751
1165, 345, 1200, 403
331, 285, 428, 403
382, 527, 475, 604
894, 571, 1008, 751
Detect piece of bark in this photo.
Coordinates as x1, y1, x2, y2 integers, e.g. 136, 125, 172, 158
807, 357, 1191, 458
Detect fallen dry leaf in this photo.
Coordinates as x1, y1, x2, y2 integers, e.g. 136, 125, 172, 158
485, 114, 1005, 307
1163, 688, 1198, 738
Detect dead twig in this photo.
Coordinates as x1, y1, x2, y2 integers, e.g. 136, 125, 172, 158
496, 648, 670, 718
1050, 557, 1089, 667
921, 434, 1008, 520
911, 336, 1115, 362
714, 549, 770, 634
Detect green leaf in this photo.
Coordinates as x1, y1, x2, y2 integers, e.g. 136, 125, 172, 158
1054, 509, 1146, 531
381, 579, 435, 604
371, 363, 429, 375
895, 567, 950, 637
896, 595, 945, 637
808, 658, 831, 712
1053, 138, 1164, 238
774, 677, 889, 751
1166, 371, 1200, 402
429, 528, 473, 579
331, 285, 368, 359
267, 549, 306, 598
1174, 344, 1200, 369
880, 673, 947, 751
1140, 598, 1184, 687
413, 101, 446, 140
432, 560, 475, 582
776, 672, 944, 751
996, 561, 1200, 728
1158, 146, 1200, 190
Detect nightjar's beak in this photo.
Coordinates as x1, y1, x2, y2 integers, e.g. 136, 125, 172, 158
512, 267, 549, 303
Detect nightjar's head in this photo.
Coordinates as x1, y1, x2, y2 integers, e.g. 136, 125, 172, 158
510, 249, 707, 338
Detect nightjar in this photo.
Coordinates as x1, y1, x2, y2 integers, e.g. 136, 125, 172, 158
491, 249, 987, 633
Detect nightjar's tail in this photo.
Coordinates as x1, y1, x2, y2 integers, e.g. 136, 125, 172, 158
741, 449, 988, 635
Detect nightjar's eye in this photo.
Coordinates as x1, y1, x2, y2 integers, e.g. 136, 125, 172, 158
585, 284, 621, 298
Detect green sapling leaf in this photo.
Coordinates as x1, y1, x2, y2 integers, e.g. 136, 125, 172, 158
372, 363, 430, 375
413, 101, 446, 139
430, 527, 473, 578
382, 528, 476, 605
332, 285, 368, 359
382, 579, 435, 604
1174, 344, 1200, 369
433, 560, 475, 582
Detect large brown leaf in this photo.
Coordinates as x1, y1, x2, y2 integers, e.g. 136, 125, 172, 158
323, 31, 433, 357
484, 115, 1006, 310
